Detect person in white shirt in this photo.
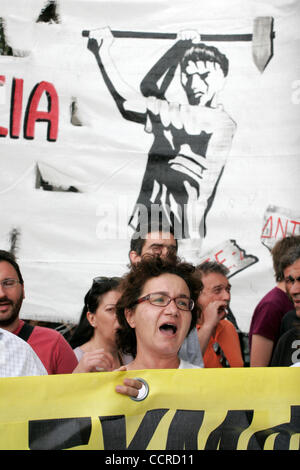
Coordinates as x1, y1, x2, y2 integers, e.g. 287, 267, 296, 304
0, 328, 47, 377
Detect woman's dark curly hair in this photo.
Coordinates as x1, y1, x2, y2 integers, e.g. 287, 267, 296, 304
116, 255, 202, 357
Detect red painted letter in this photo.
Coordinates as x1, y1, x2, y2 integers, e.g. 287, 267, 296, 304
215, 250, 226, 264
261, 216, 273, 238
290, 220, 300, 235
24, 81, 59, 141
0, 75, 8, 137
274, 217, 288, 239
10, 78, 24, 138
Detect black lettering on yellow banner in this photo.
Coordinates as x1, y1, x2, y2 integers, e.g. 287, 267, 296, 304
29, 417, 91, 450
247, 406, 300, 450
27, 406, 300, 450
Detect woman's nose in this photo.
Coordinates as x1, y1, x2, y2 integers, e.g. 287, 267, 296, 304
163, 298, 179, 315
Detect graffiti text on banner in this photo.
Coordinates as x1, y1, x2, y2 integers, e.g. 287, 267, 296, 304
0, 76, 59, 141
261, 205, 300, 251
198, 239, 258, 277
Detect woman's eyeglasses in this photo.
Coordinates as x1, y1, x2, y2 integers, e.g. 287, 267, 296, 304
133, 292, 194, 311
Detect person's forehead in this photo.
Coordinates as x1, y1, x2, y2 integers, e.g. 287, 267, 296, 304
0, 260, 19, 280
284, 258, 300, 277
101, 289, 121, 305
183, 60, 219, 75
141, 273, 190, 296
143, 231, 176, 247
202, 272, 229, 289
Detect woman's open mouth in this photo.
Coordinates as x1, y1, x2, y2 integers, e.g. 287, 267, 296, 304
159, 323, 178, 336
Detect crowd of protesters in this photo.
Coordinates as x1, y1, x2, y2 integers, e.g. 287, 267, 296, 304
0, 227, 299, 385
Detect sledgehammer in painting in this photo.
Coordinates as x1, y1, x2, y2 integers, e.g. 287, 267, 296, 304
82, 16, 275, 72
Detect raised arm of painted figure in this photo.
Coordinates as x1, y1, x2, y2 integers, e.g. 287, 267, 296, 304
87, 27, 146, 124
140, 41, 191, 100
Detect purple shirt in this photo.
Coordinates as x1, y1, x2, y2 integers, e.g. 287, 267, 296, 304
249, 287, 294, 350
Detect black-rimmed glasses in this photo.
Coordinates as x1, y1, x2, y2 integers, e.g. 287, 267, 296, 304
134, 292, 194, 311
147, 244, 177, 255
93, 276, 121, 284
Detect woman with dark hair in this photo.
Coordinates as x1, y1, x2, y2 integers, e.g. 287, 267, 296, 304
114, 255, 202, 398
70, 277, 124, 373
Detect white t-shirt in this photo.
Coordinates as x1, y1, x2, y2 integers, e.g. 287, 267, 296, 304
0, 328, 47, 377
179, 359, 203, 369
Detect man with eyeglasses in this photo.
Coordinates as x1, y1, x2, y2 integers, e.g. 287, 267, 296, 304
0, 250, 78, 374
129, 224, 178, 265
129, 222, 204, 367
271, 244, 300, 366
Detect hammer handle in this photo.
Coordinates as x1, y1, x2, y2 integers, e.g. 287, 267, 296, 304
82, 30, 258, 41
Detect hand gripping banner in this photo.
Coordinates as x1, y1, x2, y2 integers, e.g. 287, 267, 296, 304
0, 368, 299, 450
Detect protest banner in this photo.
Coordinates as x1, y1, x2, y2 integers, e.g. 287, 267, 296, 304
0, 367, 299, 450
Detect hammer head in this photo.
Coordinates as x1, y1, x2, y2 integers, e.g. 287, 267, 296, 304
252, 16, 275, 73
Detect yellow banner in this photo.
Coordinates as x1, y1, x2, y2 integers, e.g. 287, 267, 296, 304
0, 368, 299, 450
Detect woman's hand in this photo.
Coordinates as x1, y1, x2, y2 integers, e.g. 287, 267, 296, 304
72, 349, 114, 373
115, 373, 143, 399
